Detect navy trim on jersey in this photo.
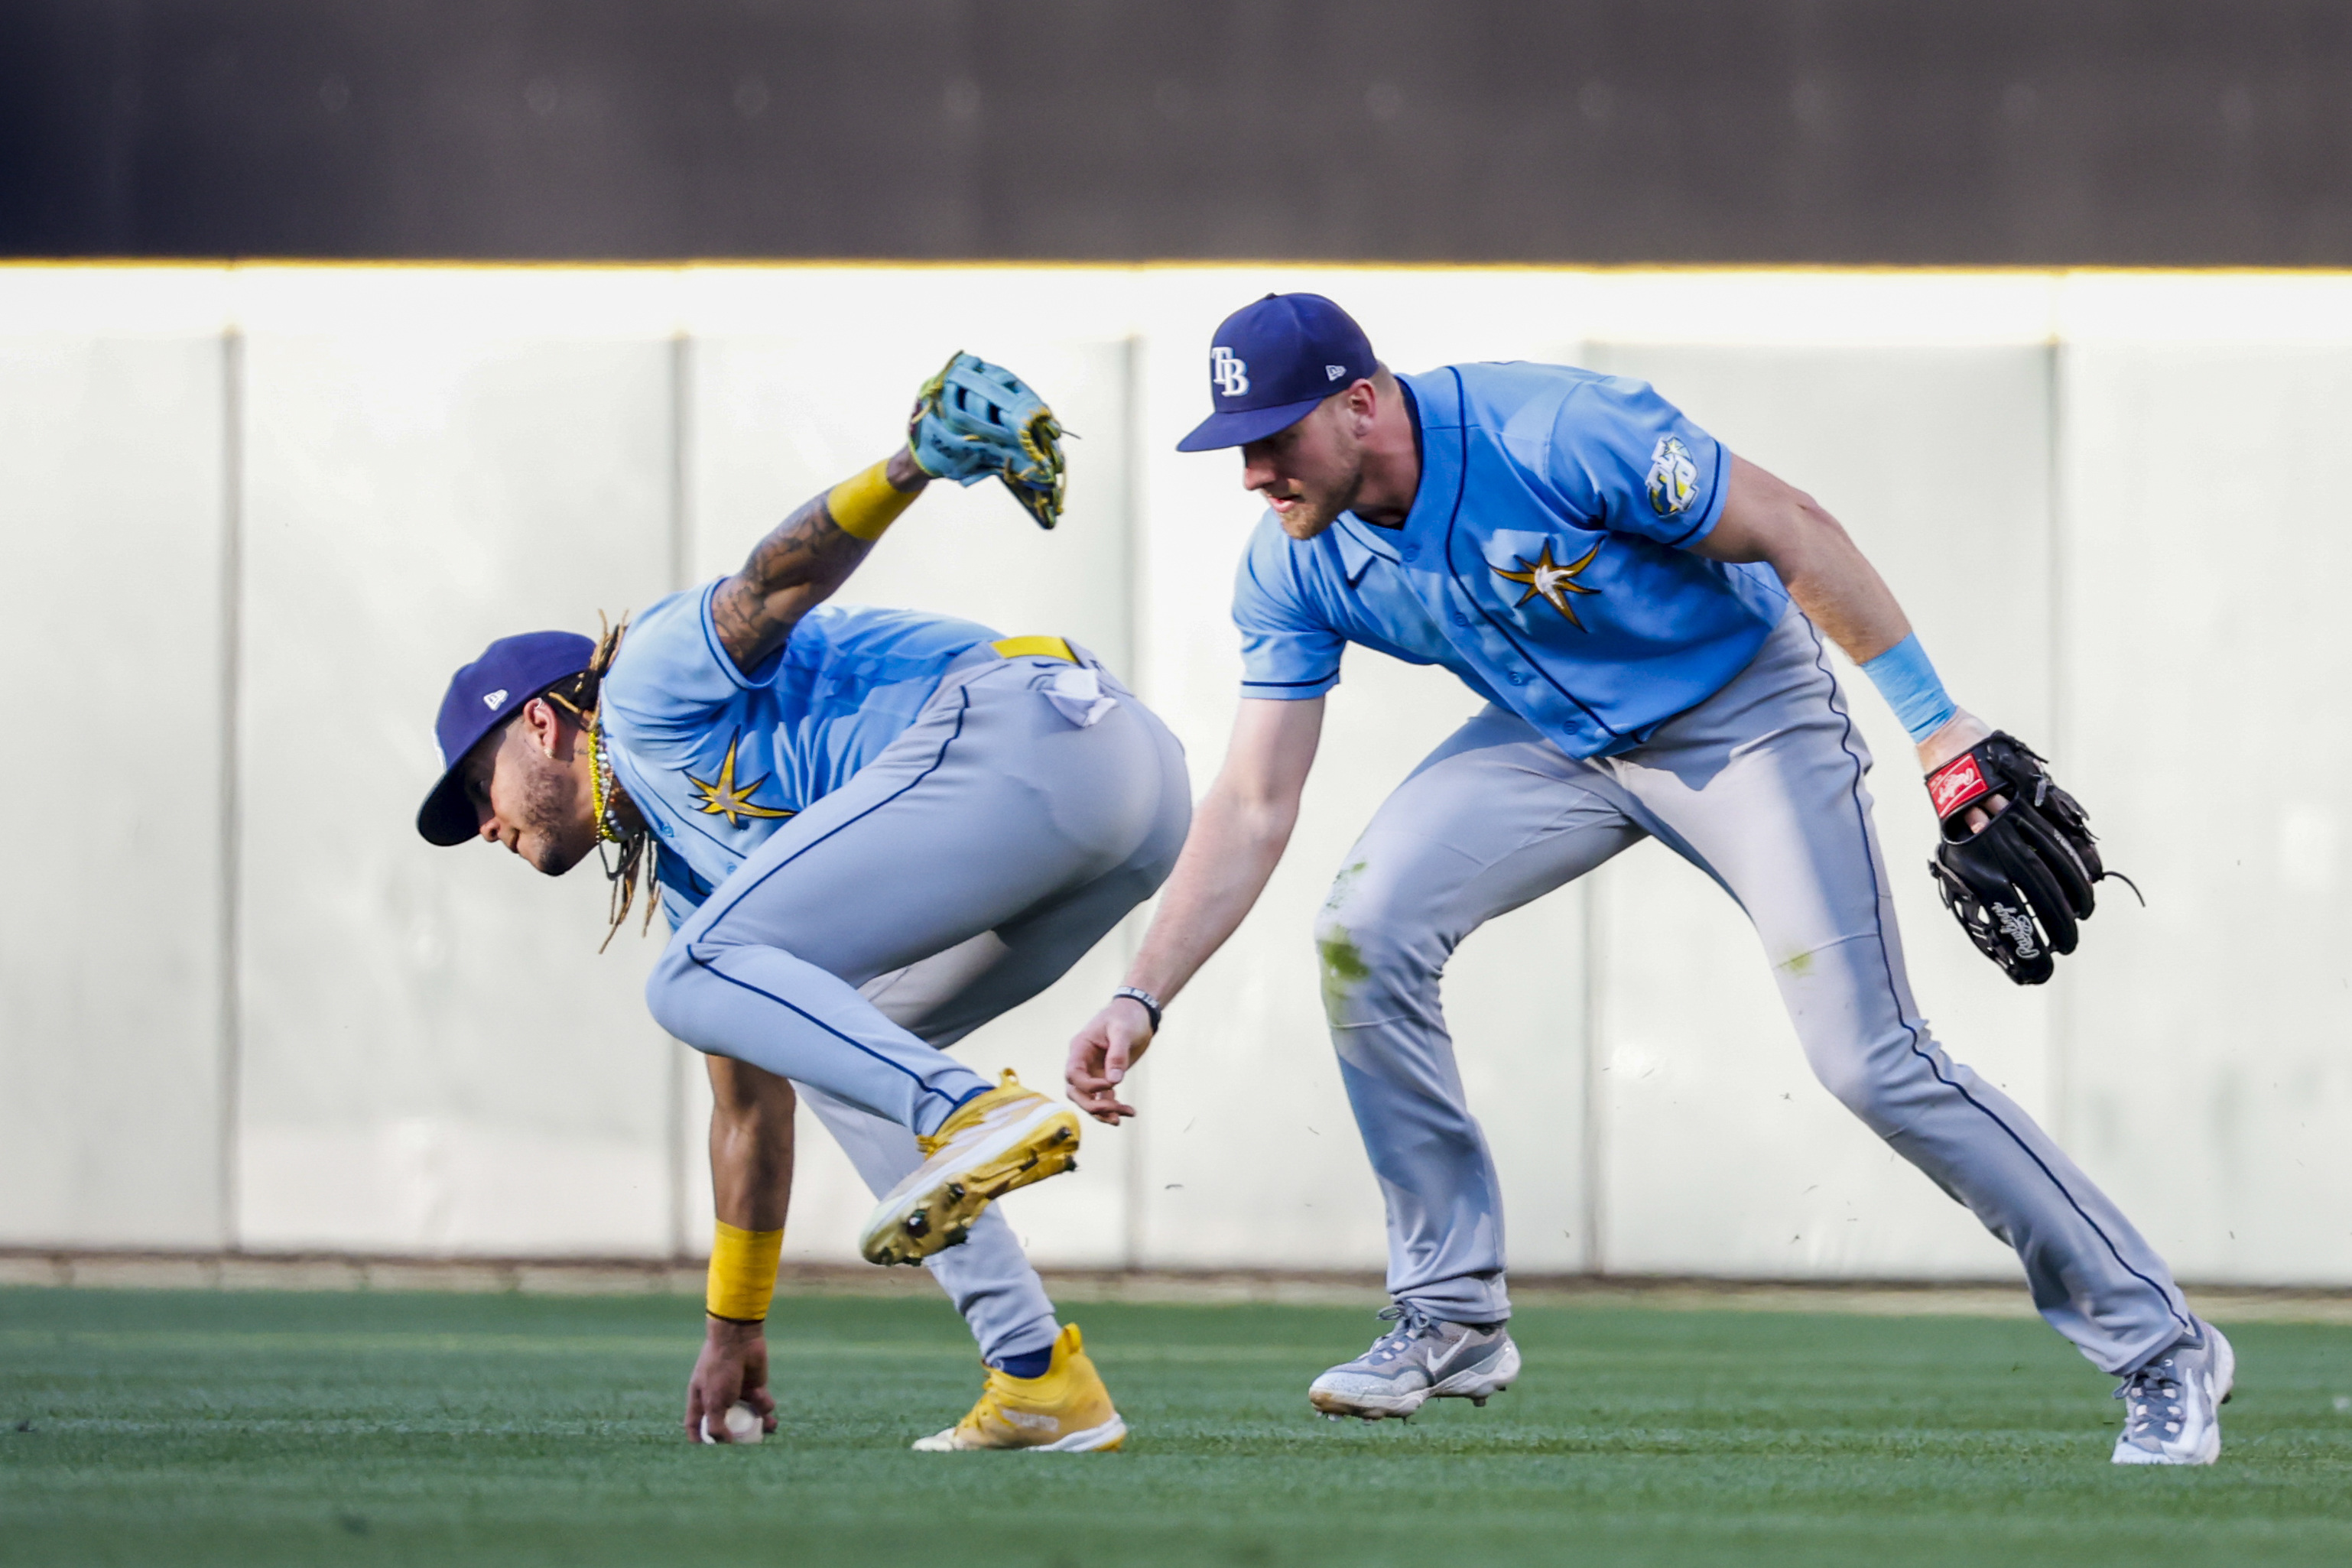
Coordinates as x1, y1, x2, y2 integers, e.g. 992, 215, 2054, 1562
1660, 442, 1732, 549
694, 579, 764, 693
1438, 366, 1623, 742
1798, 617, 2192, 1343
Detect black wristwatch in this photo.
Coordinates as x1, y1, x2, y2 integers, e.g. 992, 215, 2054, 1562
1111, 986, 1164, 1032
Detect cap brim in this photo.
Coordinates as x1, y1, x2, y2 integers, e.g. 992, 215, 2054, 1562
1174, 397, 1325, 453
416, 765, 479, 846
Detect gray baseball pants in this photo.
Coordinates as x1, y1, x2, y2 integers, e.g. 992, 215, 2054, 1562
647, 648, 1191, 1362
1317, 608, 2191, 1375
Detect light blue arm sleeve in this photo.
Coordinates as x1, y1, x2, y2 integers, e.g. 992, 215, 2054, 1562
1232, 519, 1346, 701
1545, 375, 1732, 549
1857, 632, 1957, 742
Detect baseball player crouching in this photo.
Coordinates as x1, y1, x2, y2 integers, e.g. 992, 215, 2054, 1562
1065, 295, 2228, 1466
417, 355, 1189, 1451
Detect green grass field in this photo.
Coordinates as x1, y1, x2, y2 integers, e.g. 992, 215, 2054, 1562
4, 1287, 2349, 1567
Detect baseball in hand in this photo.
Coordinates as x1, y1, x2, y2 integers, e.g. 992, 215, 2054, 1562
700, 1400, 764, 1445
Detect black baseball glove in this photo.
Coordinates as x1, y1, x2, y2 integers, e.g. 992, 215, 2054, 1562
1925, 732, 2128, 985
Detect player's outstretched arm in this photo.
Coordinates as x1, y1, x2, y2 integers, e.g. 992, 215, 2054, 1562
1696, 453, 2117, 988
1065, 696, 1325, 1123
1691, 456, 1990, 772
707, 353, 1067, 673
707, 445, 931, 674
684, 1057, 797, 1443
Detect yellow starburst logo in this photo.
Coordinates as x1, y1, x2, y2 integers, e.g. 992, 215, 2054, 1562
1492, 539, 1603, 629
687, 732, 795, 826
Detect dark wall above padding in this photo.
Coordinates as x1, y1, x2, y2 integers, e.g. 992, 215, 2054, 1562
7, 0, 2350, 265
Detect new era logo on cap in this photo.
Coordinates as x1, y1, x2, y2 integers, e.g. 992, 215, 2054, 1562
483, 688, 509, 711
1176, 293, 1377, 452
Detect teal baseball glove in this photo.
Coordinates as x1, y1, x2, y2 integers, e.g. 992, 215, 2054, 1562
908, 351, 1068, 530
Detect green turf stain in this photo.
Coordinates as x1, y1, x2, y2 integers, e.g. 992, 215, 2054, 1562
4, 1287, 2350, 1568
1781, 950, 1815, 976
1317, 927, 1372, 1013
1317, 862, 1374, 1014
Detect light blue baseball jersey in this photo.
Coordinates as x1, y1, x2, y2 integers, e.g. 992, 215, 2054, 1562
1232, 362, 1788, 758
598, 580, 998, 918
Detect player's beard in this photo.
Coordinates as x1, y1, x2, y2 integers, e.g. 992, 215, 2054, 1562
515, 755, 597, 876
1274, 453, 1365, 541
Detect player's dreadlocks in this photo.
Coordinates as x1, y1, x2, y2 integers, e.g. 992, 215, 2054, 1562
542, 612, 659, 952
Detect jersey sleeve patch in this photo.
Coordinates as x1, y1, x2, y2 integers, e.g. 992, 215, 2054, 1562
1548, 376, 1729, 548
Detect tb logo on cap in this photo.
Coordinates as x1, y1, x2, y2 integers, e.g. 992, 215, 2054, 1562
1210, 346, 1250, 398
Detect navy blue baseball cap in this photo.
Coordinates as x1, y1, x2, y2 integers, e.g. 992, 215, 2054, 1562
1175, 293, 1378, 452
416, 630, 596, 846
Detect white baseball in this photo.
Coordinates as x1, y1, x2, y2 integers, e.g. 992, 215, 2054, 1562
700, 1400, 764, 1444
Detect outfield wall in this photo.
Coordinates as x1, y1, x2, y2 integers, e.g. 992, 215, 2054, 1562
3, 265, 2347, 1288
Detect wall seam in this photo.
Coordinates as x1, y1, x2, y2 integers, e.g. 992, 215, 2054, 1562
664, 330, 694, 1261
2044, 331, 2074, 1148
1118, 330, 1148, 1272
217, 326, 245, 1253
1580, 872, 1606, 1275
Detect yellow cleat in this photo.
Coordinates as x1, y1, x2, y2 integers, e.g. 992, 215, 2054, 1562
912, 1323, 1127, 1452
859, 1070, 1081, 1266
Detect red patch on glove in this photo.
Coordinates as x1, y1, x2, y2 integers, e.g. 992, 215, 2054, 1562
1928, 753, 1991, 820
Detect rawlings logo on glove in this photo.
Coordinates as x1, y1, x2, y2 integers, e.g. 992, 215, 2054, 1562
1925, 752, 1990, 817
908, 350, 1069, 530
1926, 732, 2133, 985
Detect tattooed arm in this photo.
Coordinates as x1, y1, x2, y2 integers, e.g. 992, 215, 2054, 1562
708, 446, 931, 673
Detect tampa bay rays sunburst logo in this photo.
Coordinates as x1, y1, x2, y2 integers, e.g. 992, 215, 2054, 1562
687, 732, 795, 826
1492, 540, 1603, 629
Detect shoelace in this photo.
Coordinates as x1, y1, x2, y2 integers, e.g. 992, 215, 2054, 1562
2113, 1353, 2189, 1444
1360, 1302, 1438, 1365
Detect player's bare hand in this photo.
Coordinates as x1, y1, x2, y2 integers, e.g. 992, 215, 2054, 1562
1917, 709, 2005, 832
1065, 998, 1155, 1124
684, 1316, 778, 1443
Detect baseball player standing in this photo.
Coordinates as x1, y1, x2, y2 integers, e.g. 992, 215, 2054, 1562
418, 354, 1190, 1451
1064, 294, 2228, 1465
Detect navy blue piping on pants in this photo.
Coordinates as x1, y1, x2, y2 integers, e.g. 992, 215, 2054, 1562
1797, 618, 2191, 1343
682, 684, 984, 1118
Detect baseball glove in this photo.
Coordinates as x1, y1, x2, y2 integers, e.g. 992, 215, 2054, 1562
908, 350, 1068, 529
1926, 732, 2129, 985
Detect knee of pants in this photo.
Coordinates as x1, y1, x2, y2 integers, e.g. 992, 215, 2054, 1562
645, 938, 723, 1055
1314, 867, 1448, 1028
1799, 1024, 1934, 1138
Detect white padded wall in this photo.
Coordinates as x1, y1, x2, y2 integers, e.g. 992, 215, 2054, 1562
0, 269, 232, 1248
2055, 275, 2352, 1285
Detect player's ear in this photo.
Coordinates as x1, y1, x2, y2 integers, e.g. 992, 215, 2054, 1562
518, 696, 567, 760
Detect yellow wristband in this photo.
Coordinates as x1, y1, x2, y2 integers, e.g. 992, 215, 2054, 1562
705, 1220, 785, 1322
825, 459, 918, 542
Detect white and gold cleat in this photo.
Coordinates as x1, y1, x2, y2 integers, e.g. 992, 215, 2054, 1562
859, 1070, 1081, 1266
912, 1323, 1127, 1453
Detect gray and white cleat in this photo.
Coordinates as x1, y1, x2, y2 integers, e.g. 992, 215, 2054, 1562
1308, 1303, 1520, 1421
2112, 1320, 2235, 1466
